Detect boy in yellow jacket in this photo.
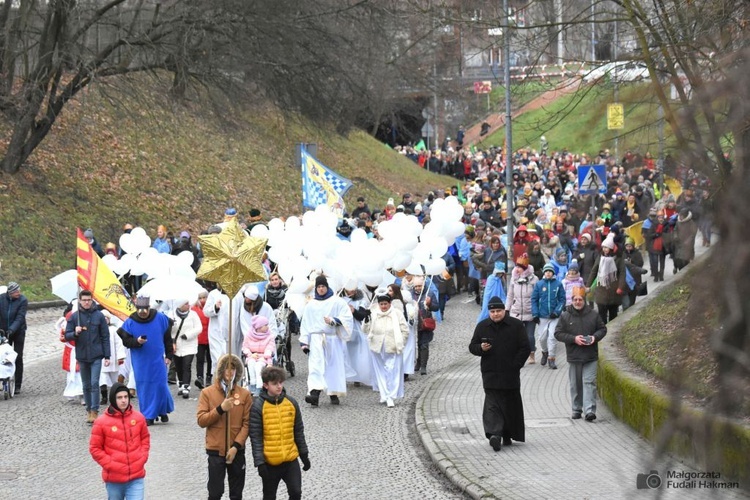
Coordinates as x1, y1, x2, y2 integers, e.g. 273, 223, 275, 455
249, 366, 310, 500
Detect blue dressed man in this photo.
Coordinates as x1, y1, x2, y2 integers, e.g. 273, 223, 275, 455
117, 296, 175, 425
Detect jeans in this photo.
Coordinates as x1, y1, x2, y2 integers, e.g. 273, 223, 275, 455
568, 360, 598, 415
522, 320, 536, 352
80, 358, 103, 412
105, 478, 144, 500
537, 318, 559, 354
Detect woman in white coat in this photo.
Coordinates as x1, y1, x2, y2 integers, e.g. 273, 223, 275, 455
169, 298, 202, 399
364, 290, 410, 407
387, 283, 416, 380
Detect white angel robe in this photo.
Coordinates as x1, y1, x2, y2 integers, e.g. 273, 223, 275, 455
342, 293, 373, 385
299, 295, 354, 396
203, 288, 230, 374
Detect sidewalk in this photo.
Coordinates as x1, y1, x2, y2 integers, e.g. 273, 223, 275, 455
416, 241, 748, 499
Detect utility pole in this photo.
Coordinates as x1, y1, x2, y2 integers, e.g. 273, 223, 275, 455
613, 16, 619, 164
504, 0, 514, 271
591, 0, 596, 61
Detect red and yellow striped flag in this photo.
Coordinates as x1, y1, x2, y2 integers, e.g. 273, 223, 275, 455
77, 228, 135, 321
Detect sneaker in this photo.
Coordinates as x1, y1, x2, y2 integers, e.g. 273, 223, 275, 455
160, 414, 169, 423
572, 412, 582, 419
548, 359, 557, 370
386, 398, 395, 408
585, 413, 596, 422
329, 395, 340, 405
502, 437, 512, 446
168, 377, 177, 385
540, 351, 548, 366
195, 377, 204, 390
182, 386, 190, 400
489, 435, 502, 452
146, 419, 155, 426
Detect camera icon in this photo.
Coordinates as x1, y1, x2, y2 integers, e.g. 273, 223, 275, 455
636, 470, 663, 489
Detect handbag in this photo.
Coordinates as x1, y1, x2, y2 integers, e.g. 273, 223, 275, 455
418, 305, 436, 332
637, 282, 648, 296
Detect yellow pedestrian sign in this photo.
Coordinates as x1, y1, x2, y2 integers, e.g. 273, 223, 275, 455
608, 103, 624, 130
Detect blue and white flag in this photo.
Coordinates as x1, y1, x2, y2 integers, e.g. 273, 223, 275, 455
300, 146, 353, 217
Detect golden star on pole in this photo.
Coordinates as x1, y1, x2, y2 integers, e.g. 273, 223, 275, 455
196, 219, 267, 299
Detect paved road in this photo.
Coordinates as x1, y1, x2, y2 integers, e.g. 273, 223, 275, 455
0, 301, 470, 499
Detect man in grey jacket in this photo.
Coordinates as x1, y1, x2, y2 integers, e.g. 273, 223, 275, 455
65, 290, 111, 424
554, 286, 607, 421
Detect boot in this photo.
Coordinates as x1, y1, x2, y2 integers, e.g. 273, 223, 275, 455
548, 357, 557, 370
527, 352, 536, 365
100, 385, 109, 405
117, 374, 125, 384
87, 410, 97, 424
129, 389, 137, 399
182, 385, 190, 400
419, 346, 429, 375
540, 351, 548, 366
195, 377, 205, 390
206, 374, 213, 385
305, 389, 321, 407
329, 395, 340, 405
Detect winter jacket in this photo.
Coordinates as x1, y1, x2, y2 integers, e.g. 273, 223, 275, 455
0, 292, 27, 336
169, 309, 202, 357
531, 277, 566, 319
468, 314, 530, 390
192, 304, 209, 345
586, 253, 627, 306
249, 388, 308, 467
574, 241, 598, 284
89, 393, 150, 484
623, 249, 646, 289
562, 276, 585, 305
554, 304, 607, 363
364, 302, 410, 354
675, 213, 698, 263
196, 354, 252, 457
65, 307, 111, 363
242, 330, 276, 362
506, 266, 538, 321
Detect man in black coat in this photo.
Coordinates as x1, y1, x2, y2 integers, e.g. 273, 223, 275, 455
554, 287, 607, 421
0, 281, 27, 394
469, 297, 531, 451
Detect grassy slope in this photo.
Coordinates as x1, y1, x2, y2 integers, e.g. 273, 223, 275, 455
0, 78, 456, 299
483, 81, 672, 156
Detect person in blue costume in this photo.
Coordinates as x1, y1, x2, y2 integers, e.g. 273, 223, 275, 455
117, 296, 175, 426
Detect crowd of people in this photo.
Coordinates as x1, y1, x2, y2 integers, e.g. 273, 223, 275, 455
0, 137, 718, 493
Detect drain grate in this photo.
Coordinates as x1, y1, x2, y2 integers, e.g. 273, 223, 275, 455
450, 426, 471, 435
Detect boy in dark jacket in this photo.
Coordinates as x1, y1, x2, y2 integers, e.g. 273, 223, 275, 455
250, 366, 310, 500
554, 287, 607, 421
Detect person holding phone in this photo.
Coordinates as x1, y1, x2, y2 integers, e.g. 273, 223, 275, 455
468, 297, 531, 452
554, 287, 607, 422
117, 295, 175, 426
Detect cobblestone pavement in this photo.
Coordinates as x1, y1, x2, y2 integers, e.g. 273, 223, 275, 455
418, 241, 748, 500
1, 299, 470, 499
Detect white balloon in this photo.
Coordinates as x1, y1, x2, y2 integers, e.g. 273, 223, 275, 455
119, 233, 136, 255
405, 261, 424, 276
130, 226, 148, 240
445, 220, 466, 240
285, 216, 301, 232
286, 293, 307, 317
119, 253, 136, 274
350, 228, 367, 245
268, 218, 285, 234
425, 257, 447, 275
102, 254, 118, 271
288, 274, 311, 294
391, 253, 412, 271
177, 250, 195, 268
361, 272, 382, 287
250, 224, 269, 239
129, 258, 146, 276
428, 236, 448, 259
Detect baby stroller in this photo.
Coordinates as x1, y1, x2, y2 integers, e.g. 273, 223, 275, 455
273, 305, 295, 377
0, 331, 17, 400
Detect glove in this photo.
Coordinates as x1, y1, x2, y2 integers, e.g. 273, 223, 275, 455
301, 345, 309, 355
180, 334, 187, 340
549, 313, 559, 319
6, 330, 13, 339
532, 317, 540, 325
300, 454, 311, 471
225, 447, 238, 464
641, 269, 649, 275
616, 288, 624, 295
258, 464, 269, 479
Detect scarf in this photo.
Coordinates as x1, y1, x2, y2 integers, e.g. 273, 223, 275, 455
176, 308, 189, 319
597, 255, 618, 288
373, 307, 404, 353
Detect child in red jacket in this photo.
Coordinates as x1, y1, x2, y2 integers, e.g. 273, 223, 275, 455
89, 383, 150, 499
